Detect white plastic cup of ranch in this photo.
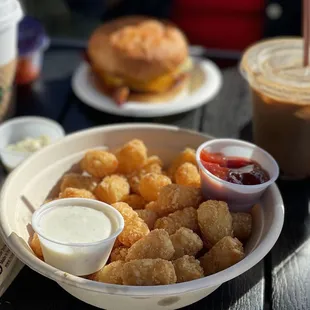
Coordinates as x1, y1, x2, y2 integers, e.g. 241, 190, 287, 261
0, 0, 23, 120
32, 198, 124, 276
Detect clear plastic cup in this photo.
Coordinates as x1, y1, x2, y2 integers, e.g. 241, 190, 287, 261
16, 16, 49, 85
32, 198, 124, 276
0, 0, 23, 120
240, 37, 310, 179
196, 139, 279, 212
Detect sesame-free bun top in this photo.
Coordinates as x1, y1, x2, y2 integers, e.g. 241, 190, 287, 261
88, 16, 189, 83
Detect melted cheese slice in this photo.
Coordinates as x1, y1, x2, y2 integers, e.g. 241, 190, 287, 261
101, 58, 193, 93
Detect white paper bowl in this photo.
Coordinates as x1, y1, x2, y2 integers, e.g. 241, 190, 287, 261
0, 116, 65, 171
0, 124, 284, 310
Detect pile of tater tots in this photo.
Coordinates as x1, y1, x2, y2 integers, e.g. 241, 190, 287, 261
30, 139, 253, 286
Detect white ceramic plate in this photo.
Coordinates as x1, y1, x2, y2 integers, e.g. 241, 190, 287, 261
72, 59, 222, 117
0, 124, 284, 310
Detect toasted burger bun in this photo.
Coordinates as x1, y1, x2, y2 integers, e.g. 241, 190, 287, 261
91, 71, 189, 104
88, 16, 189, 93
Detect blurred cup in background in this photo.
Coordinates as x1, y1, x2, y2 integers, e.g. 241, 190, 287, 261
16, 16, 49, 85
0, 0, 23, 122
240, 38, 310, 179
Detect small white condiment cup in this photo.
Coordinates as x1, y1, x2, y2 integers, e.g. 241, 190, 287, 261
196, 139, 279, 212
0, 116, 65, 171
32, 198, 124, 276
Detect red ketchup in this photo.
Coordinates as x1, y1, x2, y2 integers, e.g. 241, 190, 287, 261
200, 150, 270, 185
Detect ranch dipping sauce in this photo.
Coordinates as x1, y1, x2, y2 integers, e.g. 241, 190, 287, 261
32, 198, 124, 276
39, 206, 114, 244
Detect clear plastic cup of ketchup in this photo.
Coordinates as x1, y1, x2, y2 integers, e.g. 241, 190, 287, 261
16, 16, 49, 85
196, 139, 279, 212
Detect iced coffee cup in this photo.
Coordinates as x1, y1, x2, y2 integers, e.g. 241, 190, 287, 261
240, 38, 310, 179
0, 0, 23, 121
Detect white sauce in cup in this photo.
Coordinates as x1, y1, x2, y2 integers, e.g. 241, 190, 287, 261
32, 198, 124, 276
39, 206, 113, 244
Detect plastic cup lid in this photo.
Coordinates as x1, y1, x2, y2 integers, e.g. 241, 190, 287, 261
0, 0, 23, 29
240, 37, 310, 104
18, 16, 49, 56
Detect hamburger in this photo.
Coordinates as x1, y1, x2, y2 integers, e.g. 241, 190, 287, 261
87, 16, 192, 104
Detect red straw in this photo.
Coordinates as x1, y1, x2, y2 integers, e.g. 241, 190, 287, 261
303, 0, 310, 66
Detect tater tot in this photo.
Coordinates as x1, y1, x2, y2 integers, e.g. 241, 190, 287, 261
170, 227, 203, 259
112, 202, 150, 247
155, 184, 202, 216
60, 173, 98, 193
123, 259, 177, 286
80, 150, 118, 178
200, 236, 245, 276
154, 207, 198, 235
167, 148, 197, 181
145, 155, 163, 167
175, 162, 201, 187
110, 246, 129, 262
115, 139, 147, 174
127, 171, 142, 194
231, 212, 252, 241
135, 209, 158, 230
173, 255, 204, 283
59, 187, 96, 199
127, 157, 163, 195
145, 201, 158, 211
30, 233, 43, 259
143, 155, 163, 174
95, 175, 130, 204
126, 229, 175, 261
197, 200, 233, 248
122, 194, 146, 210
139, 173, 171, 202
90, 261, 124, 284
113, 238, 122, 249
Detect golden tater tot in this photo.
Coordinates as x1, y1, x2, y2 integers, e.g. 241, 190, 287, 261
115, 139, 147, 174
127, 157, 163, 194
80, 150, 118, 178
122, 194, 146, 210
173, 255, 204, 283
143, 155, 163, 174
123, 258, 176, 286
231, 212, 252, 241
197, 200, 233, 248
167, 148, 197, 181
154, 207, 198, 235
126, 229, 175, 261
112, 202, 150, 247
59, 187, 96, 199
139, 173, 171, 202
95, 175, 130, 204
175, 162, 201, 188
90, 261, 124, 284
155, 184, 202, 216
127, 171, 142, 194
135, 209, 158, 230
170, 227, 203, 259
144, 201, 158, 214
113, 238, 122, 249
200, 236, 244, 276
30, 233, 43, 259
110, 246, 129, 262
145, 155, 163, 168
60, 173, 98, 193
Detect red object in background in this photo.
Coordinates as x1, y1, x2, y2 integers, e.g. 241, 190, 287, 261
15, 57, 40, 85
171, 0, 265, 51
